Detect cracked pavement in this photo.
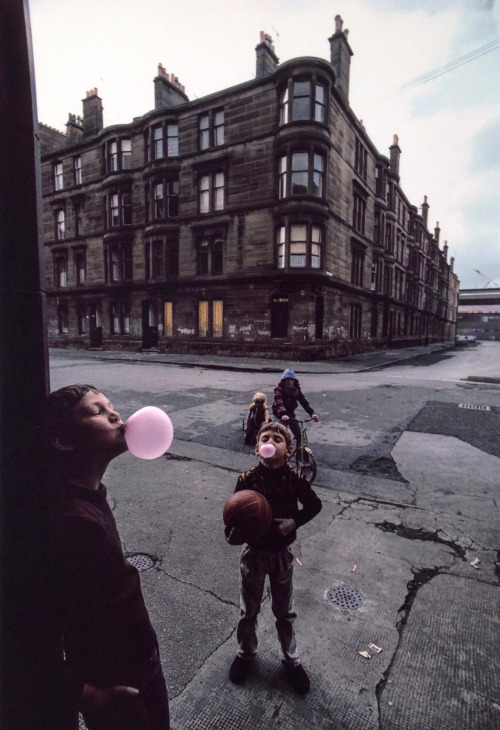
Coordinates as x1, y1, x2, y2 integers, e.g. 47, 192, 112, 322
50, 346, 500, 729
101, 420, 499, 729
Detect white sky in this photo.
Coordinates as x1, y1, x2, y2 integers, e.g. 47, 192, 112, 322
29, 0, 500, 289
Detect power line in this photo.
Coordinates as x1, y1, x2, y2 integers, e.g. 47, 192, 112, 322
398, 37, 500, 91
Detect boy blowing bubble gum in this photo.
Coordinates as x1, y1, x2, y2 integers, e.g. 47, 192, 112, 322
225, 421, 322, 694
10, 385, 170, 730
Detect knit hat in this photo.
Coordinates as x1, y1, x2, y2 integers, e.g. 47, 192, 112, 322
281, 368, 298, 381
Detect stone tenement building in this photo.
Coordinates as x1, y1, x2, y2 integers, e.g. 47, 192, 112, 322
39, 16, 459, 359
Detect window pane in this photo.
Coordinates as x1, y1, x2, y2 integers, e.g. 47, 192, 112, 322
154, 183, 163, 218
311, 243, 321, 268
167, 125, 179, 156
291, 153, 309, 194
290, 224, 307, 268
111, 194, 119, 226
54, 163, 63, 190
200, 191, 210, 214
198, 300, 209, 337
290, 224, 307, 241
214, 111, 224, 146
312, 154, 324, 197
57, 209, 65, 239
122, 192, 132, 224
121, 139, 132, 169
291, 152, 308, 171
278, 156, 287, 198
212, 300, 223, 337
214, 172, 224, 210
154, 127, 163, 159
164, 301, 173, 337
74, 156, 82, 185
292, 80, 311, 121
199, 175, 209, 213
294, 80, 310, 95
292, 97, 310, 120
109, 141, 118, 171
111, 249, 120, 280
291, 171, 308, 195
314, 84, 326, 123
290, 242, 306, 267
122, 303, 130, 334
199, 115, 210, 149
277, 226, 286, 268
279, 87, 289, 125
213, 240, 223, 274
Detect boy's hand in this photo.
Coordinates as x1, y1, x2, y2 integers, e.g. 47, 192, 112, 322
311, 414, 319, 422
274, 518, 296, 536
81, 683, 148, 729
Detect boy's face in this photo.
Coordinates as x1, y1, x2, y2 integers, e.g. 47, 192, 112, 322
283, 378, 295, 390
255, 428, 293, 468
65, 391, 127, 456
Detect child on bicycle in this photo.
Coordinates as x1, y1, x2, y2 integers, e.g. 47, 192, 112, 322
272, 368, 319, 444
226, 421, 322, 694
243, 391, 270, 445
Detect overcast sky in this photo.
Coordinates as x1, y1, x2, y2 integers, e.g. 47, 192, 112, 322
29, 0, 500, 289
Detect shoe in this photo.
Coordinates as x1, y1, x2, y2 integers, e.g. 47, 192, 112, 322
229, 656, 252, 684
283, 662, 310, 694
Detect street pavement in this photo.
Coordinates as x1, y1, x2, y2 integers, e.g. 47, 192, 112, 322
73, 342, 500, 730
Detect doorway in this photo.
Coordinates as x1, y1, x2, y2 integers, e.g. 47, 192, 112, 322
142, 300, 158, 349
271, 296, 288, 338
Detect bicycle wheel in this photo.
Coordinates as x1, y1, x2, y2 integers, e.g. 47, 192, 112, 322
295, 446, 317, 484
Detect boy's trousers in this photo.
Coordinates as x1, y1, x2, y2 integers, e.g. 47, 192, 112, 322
237, 544, 301, 666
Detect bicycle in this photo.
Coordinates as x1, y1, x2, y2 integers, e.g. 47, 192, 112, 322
279, 418, 317, 484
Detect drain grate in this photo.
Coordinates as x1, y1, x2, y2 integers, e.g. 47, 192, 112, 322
327, 584, 365, 612
458, 404, 491, 411
127, 553, 155, 572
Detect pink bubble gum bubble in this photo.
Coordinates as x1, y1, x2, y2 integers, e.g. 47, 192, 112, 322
125, 406, 174, 460
259, 444, 276, 458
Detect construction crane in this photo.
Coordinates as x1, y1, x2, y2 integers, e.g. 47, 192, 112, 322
473, 269, 499, 288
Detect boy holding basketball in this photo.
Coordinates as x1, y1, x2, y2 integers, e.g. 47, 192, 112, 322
226, 422, 322, 694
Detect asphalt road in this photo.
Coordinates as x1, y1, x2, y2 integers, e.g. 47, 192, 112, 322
49, 343, 500, 730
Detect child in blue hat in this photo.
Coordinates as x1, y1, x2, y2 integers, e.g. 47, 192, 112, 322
272, 369, 319, 444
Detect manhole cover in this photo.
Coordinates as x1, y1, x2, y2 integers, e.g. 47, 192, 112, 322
127, 553, 155, 572
326, 584, 365, 612
458, 404, 491, 411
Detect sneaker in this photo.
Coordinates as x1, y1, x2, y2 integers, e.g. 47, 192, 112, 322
229, 656, 252, 684
283, 662, 310, 694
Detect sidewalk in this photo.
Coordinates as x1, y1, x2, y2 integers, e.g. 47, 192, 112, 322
52, 341, 456, 375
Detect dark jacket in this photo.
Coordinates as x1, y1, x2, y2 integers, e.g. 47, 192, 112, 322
232, 462, 322, 551
11, 478, 158, 729
272, 379, 314, 420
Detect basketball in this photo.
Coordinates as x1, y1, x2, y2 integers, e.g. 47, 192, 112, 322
223, 489, 272, 540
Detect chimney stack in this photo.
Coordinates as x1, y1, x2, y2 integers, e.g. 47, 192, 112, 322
421, 195, 429, 228
328, 15, 353, 102
255, 31, 279, 78
81, 88, 103, 139
434, 221, 440, 244
443, 240, 448, 261
65, 113, 83, 145
154, 63, 188, 108
389, 134, 401, 180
